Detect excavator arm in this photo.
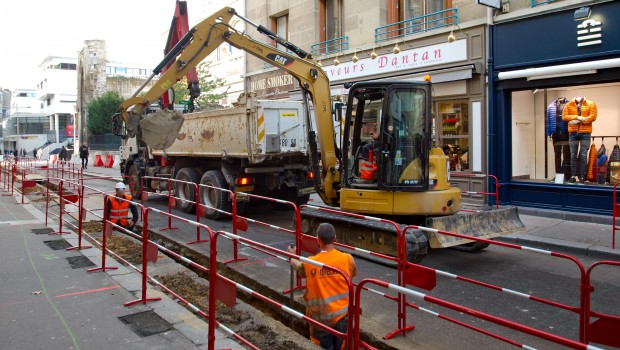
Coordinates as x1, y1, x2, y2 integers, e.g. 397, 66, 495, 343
118, 7, 339, 205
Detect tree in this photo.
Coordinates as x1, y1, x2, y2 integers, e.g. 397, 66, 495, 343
172, 61, 229, 110
86, 91, 124, 135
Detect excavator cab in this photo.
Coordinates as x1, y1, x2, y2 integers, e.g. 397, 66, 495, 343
340, 81, 462, 216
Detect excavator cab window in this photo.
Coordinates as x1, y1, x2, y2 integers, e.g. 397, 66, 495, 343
343, 82, 431, 191
379, 86, 430, 191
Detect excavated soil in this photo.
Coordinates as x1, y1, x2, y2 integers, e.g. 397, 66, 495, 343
82, 221, 103, 233
238, 324, 305, 350
105, 234, 143, 265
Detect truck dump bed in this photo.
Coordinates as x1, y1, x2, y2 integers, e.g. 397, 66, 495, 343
151, 96, 308, 164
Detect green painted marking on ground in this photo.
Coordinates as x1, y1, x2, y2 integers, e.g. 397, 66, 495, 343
21, 226, 80, 350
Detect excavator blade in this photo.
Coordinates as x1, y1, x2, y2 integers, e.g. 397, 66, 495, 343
139, 110, 185, 150
425, 207, 526, 249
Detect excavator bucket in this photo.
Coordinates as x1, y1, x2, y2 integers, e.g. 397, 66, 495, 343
425, 207, 525, 249
139, 110, 185, 150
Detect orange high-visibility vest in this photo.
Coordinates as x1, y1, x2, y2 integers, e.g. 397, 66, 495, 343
359, 149, 377, 180
303, 249, 355, 326
108, 194, 132, 226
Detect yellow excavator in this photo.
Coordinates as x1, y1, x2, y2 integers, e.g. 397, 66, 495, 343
115, 6, 524, 263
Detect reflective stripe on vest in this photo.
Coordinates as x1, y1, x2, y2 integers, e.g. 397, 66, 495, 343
108, 194, 132, 226
303, 250, 354, 325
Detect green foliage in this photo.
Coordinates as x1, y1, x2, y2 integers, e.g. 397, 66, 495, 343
171, 61, 229, 109
86, 91, 123, 135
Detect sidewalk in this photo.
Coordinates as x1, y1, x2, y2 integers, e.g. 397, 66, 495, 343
0, 183, 242, 349
81, 164, 619, 259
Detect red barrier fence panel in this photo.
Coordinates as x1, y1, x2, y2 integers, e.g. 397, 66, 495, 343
451, 172, 500, 210
354, 279, 605, 350
612, 183, 620, 249
93, 154, 103, 167
584, 260, 620, 348
403, 224, 590, 343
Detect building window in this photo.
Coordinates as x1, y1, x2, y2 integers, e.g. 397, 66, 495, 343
270, 14, 289, 51
438, 101, 469, 172
386, 0, 452, 31
320, 0, 343, 42
116, 67, 127, 74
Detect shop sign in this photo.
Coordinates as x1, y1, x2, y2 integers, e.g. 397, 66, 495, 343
66, 124, 75, 137
577, 19, 602, 47
322, 39, 467, 83
248, 71, 295, 100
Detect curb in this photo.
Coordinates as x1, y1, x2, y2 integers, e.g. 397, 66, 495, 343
516, 206, 612, 225
495, 235, 620, 261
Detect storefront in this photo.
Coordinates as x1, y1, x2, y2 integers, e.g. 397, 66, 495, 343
490, 1, 620, 214
316, 25, 489, 201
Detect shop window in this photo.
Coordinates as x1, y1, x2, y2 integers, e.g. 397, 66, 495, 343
438, 101, 469, 171
511, 82, 620, 186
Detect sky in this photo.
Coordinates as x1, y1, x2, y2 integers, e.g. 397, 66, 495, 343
0, 0, 238, 90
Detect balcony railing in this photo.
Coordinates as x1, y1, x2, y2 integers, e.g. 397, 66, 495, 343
375, 8, 458, 43
311, 36, 349, 55
531, 0, 557, 7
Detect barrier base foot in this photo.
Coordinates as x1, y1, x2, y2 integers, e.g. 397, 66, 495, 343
224, 257, 248, 265
66, 245, 92, 251
87, 266, 119, 273
49, 231, 71, 235
124, 297, 161, 307
283, 285, 306, 294
187, 239, 209, 245
160, 227, 178, 231
384, 325, 416, 340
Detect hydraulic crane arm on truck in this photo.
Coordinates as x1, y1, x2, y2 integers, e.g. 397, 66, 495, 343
117, 7, 339, 207
116, 6, 525, 263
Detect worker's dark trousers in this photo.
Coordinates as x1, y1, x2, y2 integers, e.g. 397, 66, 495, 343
317, 317, 347, 350
81, 157, 88, 169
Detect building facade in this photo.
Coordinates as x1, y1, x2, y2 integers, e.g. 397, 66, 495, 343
38, 56, 78, 148
1, 89, 47, 154
244, 0, 491, 198
489, 0, 620, 214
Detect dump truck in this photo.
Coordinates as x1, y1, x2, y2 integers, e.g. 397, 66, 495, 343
120, 94, 314, 218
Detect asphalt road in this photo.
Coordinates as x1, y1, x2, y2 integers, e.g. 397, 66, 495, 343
45, 178, 620, 350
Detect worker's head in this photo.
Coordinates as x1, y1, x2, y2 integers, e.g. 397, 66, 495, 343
83, 142, 87, 147
317, 223, 336, 247
115, 182, 126, 196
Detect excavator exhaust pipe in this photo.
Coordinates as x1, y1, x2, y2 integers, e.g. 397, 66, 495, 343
425, 207, 526, 249
139, 110, 185, 150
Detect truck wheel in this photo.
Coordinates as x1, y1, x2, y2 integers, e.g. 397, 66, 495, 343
405, 229, 429, 263
200, 170, 231, 220
175, 168, 201, 213
128, 164, 142, 199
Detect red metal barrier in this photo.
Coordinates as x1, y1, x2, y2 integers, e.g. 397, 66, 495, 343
141, 176, 178, 232
451, 172, 500, 210
354, 279, 604, 350
612, 183, 620, 249
403, 224, 590, 343
44, 179, 79, 235
584, 260, 620, 348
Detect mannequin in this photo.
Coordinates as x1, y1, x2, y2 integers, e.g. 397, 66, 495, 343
546, 97, 569, 178
562, 97, 598, 183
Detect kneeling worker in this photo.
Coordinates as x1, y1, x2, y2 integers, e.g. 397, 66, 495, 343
107, 182, 139, 231
288, 223, 356, 350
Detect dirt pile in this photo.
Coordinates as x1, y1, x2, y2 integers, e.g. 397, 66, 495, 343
106, 234, 143, 265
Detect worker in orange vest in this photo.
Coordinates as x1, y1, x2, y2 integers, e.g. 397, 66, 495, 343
106, 182, 139, 231
288, 223, 356, 350
358, 132, 379, 183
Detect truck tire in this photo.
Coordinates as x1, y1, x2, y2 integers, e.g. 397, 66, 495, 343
200, 170, 231, 220
127, 164, 142, 199
175, 168, 201, 213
